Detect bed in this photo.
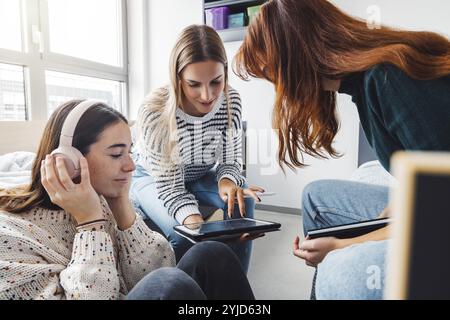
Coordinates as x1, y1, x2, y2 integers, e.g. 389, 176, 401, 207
0, 121, 46, 189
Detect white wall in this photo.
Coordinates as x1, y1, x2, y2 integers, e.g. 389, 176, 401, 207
128, 0, 203, 119
129, 0, 450, 210
147, 0, 204, 89
331, 0, 450, 37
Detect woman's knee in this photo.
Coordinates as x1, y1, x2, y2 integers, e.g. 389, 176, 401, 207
188, 241, 233, 259
315, 241, 387, 300
302, 180, 338, 213
181, 241, 240, 269
127, 267, 205, 300
301, 180, 337, 231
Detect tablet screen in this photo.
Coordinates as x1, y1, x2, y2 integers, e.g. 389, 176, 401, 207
197, 218, 273, 234
174, 218, 281, 241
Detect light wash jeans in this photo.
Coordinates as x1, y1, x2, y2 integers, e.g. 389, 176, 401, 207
130, 165, 255, 273
126, 241, 255, 300
301, 180, 390, 300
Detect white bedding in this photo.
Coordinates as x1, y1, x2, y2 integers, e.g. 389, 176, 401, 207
0, 151, 35, 188
350, 160, 397, 187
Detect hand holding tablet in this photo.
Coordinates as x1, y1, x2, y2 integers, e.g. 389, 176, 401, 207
174, 218, 281, 243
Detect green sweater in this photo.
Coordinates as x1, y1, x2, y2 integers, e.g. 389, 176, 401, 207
339, 64, 450, 171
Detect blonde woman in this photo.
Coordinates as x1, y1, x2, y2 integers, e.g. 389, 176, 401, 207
0, 100, 254, 300
130, 25, 263, 272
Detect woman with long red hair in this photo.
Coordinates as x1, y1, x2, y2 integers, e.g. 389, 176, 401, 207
234, 0, 450, 299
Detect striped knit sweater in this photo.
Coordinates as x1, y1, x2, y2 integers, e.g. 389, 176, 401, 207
0, 197, 175, 300
134, 86, 246, 224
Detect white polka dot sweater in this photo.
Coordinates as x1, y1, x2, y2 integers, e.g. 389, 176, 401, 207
0, 197, 176, 300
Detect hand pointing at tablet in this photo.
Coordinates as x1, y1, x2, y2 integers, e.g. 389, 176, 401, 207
218, 178, 265, 218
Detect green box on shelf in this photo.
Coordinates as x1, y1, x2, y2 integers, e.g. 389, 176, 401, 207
228, 12, 246, 28
247, 4, 262, 23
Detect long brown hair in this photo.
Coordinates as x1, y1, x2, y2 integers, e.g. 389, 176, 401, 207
138, 24, 231, 174
0, 100, 127, 213
234, 0, 450, 170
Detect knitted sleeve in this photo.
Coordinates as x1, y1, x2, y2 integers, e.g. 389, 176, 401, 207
216, 89, 247, 187
59, 230, 121, 300
0, 233, 66, 300
0, 216, 120, 300
115, 216, 175, 291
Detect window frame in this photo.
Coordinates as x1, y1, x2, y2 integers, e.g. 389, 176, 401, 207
0, 0, 128, 121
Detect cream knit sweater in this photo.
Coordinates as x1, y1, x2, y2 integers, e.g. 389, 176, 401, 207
0, 197, 175, 300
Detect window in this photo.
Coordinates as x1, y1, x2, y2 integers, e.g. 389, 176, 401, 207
0, 0, 23, 52
0, 0, 128, 121
46, 71, 124, 116
46, 0, 122, 66
0, 63, 26, 121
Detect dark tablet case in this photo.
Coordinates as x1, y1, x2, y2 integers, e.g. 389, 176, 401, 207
307, 218, 391, 239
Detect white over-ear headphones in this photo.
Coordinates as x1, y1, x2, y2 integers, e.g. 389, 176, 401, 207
50, 100, 102, 179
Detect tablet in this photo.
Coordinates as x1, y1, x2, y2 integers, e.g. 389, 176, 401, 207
248, 191, 276, 198
229, 191, 276, 199
307, 217, 392, 239
173, 218, 281, 243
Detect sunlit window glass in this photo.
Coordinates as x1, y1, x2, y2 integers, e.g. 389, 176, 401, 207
0, 0, 23, 51
45, 70, 124, 117
47, 0, 122, 66
0, 63, 26, 121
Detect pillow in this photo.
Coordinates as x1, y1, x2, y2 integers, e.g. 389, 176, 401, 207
0, 151, 36, 189
0, 151, 36, 172
350, 160, 397, 187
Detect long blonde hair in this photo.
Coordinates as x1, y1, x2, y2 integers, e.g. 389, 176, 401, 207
138, 25, 231, 174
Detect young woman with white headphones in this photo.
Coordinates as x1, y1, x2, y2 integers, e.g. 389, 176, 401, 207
0, 99, 254, 300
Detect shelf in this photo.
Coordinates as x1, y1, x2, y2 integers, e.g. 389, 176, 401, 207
204, 0, 260, 9
216, 27, 247, 42
203, 0, 266, 42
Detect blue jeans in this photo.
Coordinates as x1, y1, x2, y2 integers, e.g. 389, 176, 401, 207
130, 165, 255, 273
126, 241, 255, 300
301, 180, 389, 300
